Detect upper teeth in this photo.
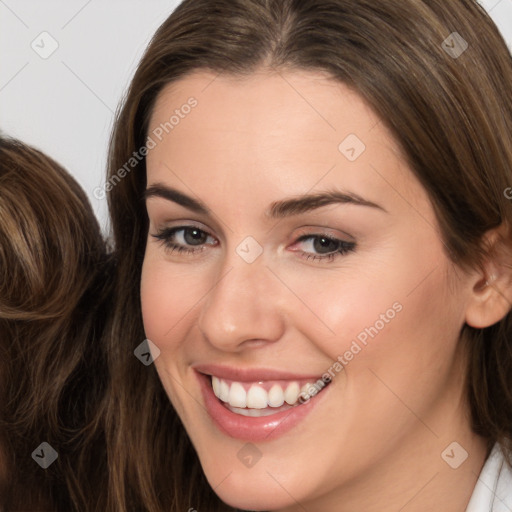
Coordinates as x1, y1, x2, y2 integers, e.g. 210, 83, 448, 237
211, 376, 318, 409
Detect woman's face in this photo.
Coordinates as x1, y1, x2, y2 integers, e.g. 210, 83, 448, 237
141, 70, 477, 510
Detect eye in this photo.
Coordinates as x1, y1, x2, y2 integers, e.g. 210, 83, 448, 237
151, 226, 217, 254
291, 234, 356, 262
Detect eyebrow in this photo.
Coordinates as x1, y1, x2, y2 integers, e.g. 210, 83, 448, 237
144, 183, 387, 218
268, 190, 387, 218
144, 183, 209, 215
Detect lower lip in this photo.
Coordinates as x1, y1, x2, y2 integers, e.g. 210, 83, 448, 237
196, 372, 329, 442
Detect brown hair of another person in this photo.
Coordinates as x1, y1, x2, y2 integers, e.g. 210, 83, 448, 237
0, 137, 113, 511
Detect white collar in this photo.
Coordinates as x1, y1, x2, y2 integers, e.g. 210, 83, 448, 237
465, 442, 512, 512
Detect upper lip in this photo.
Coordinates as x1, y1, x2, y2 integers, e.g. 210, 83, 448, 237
192, 363, 323, 382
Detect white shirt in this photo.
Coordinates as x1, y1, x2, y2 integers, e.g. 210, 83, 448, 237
465, 443, 512, 511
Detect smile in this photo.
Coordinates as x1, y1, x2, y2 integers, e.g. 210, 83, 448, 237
212, 376, 328, 416
194, 365, 331, 441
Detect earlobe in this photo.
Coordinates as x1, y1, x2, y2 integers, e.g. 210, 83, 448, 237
465, 224, 512, 329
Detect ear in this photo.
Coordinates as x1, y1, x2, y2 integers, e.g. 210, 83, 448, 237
465, 222, 512, 329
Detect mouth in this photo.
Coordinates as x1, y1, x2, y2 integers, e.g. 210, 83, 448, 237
194, 365, 331, 441
212, 375, 329, 416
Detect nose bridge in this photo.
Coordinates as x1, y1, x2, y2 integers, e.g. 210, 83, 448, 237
197, 248, 285, 350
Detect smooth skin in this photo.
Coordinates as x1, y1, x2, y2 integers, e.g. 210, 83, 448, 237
141, 69, 511, 511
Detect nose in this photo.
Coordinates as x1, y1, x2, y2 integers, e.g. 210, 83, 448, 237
197, 252, 286, 352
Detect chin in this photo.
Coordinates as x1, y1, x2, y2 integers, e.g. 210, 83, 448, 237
203, 468, 298, 512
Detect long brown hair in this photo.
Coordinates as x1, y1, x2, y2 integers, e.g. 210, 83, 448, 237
0, 137, 113, 511
105, 0, 512, 510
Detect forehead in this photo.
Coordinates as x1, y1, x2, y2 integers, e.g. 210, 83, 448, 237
146, 69, 427, 217
150, 68, 382, 140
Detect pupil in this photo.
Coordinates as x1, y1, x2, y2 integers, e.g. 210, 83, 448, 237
184, 228, 207, 245
313, 237, 338, 254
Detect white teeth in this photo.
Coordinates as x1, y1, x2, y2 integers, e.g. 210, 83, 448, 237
284, 382, 300, 405
228, 382, 247, 408
228, 405, 286, 417
210, 376, 328, 411
268, 384, 285, 407
212, 376, 221, 397
219, 379, 230, 402
246, 385, 268, 409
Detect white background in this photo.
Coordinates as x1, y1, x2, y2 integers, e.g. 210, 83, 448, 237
1, 0, 511, 231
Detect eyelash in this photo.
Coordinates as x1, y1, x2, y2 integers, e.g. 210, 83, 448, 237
292, 234, 356, 262
151, 227, 217, 256
151, 227, 356, 263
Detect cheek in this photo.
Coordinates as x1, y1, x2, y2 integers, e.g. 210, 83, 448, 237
140, 253, 207, 418
140, 258, 167, 341
140, 253, 201, 349
279, 264, 402, 364
287, 249, 462, 383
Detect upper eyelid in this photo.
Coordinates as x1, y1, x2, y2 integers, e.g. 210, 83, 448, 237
296, 233, 345, 241
154, 227, 354, 254
150, 217, 358, 249
292, 226, 355, 242
154, 227, 349, 240
151, 220, 214, 235
154, 226, 216, 241
153, 225, 353, 241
